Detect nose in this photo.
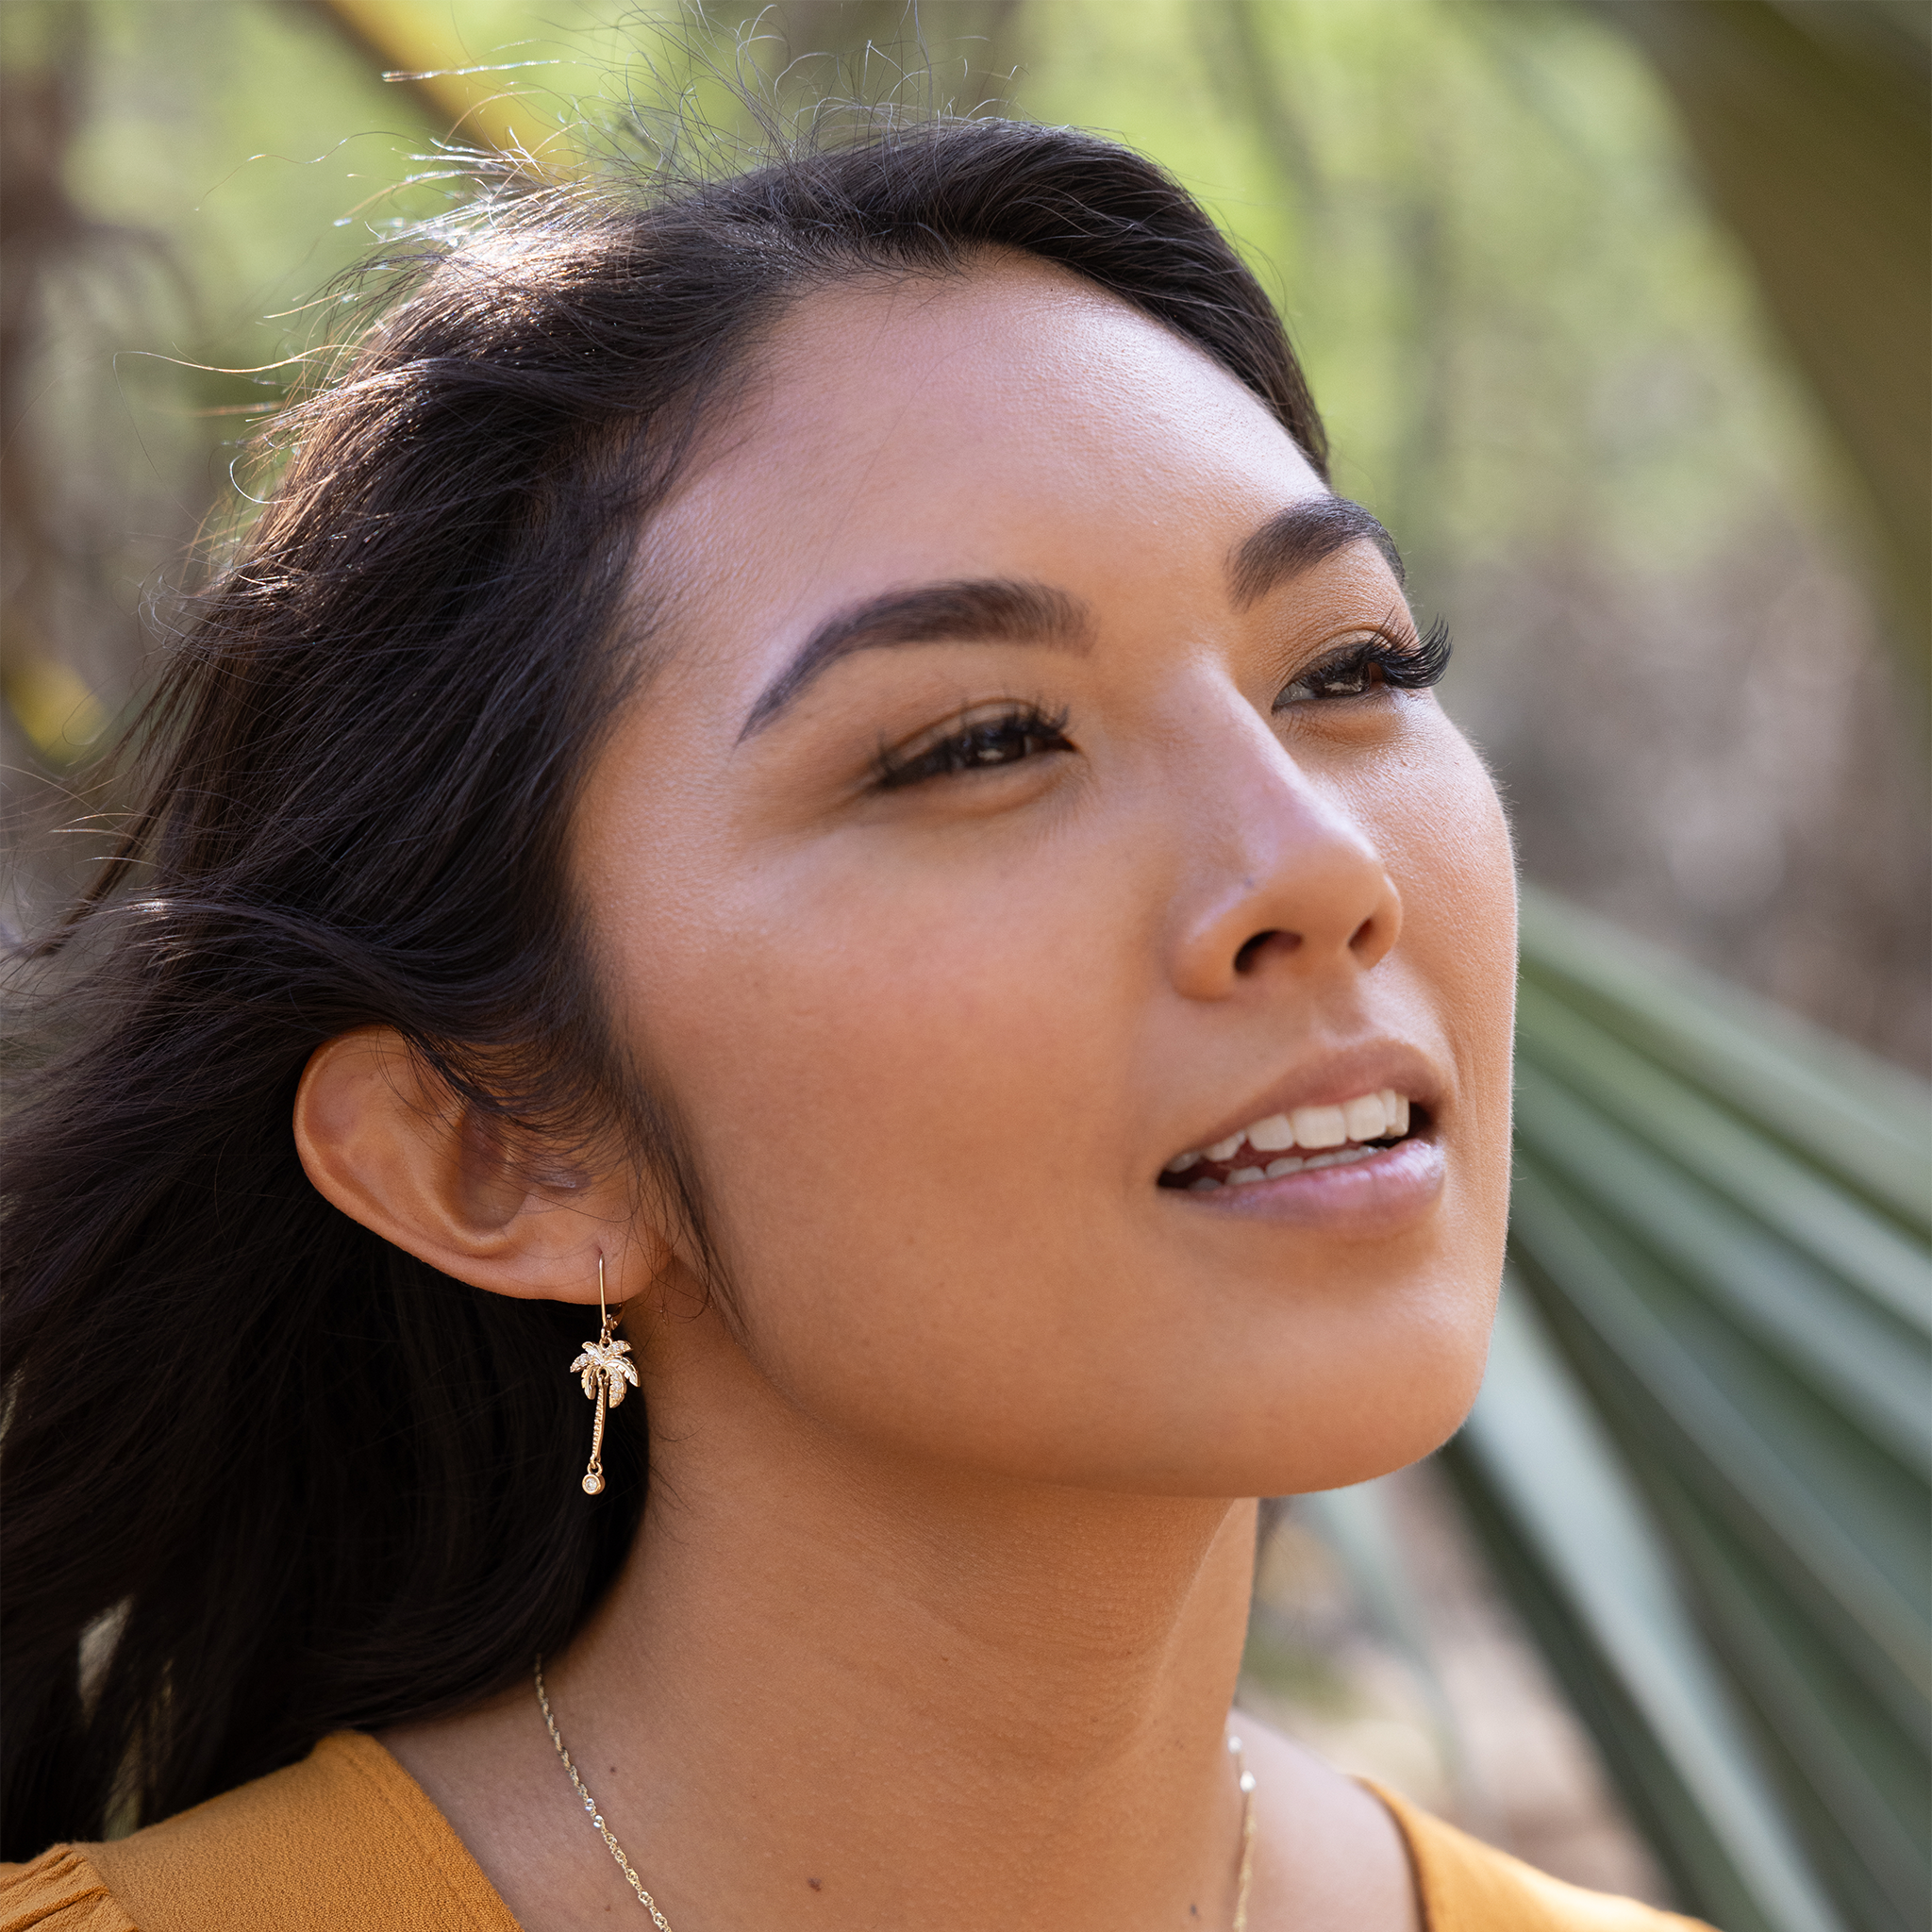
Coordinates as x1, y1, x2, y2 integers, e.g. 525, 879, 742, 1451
1167, 721, 1403, 1001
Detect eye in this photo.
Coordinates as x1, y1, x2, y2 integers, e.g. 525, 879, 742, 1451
1274, 616, 1451, 708
874, 704, 1074, 790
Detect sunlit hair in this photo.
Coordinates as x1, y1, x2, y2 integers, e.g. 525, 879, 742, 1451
0, 114, 1329, 1857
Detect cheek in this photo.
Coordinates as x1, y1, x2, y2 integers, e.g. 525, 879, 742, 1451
1367, 717, 1519, 1237
1354, 705, 1517, 995
618, 838, 1132, 1379
1425, 734, 1518, 1085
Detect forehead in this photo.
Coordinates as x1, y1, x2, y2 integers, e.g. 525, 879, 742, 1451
635, 257, 1326, 691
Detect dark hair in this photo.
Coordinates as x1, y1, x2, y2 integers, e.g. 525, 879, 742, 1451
0, 116, 1328, 1857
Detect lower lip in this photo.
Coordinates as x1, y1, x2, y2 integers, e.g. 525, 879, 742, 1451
1161, 1134, 1445, 1233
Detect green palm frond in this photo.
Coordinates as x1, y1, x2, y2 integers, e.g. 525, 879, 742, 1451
1441, 887, 1930, 1932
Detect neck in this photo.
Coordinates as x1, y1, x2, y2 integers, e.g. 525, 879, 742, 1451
541, 1301, 1258, 1930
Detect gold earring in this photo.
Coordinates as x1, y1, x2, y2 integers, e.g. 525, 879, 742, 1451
569, 1255, 635, 1495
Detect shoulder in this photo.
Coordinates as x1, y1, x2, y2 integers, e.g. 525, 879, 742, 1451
0, 1845, 135, 1932
1367, 1781, 1715, 1932
1, 1734, 522, 1932
1235, 1713, 1710, 1932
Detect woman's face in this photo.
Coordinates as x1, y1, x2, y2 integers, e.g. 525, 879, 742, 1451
577, 257, 1516, 1496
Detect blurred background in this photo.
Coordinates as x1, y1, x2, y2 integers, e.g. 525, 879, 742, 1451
1, 5, 1925, 1930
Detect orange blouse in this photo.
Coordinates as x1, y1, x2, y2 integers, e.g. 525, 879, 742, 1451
2, 1731, 1709, 1932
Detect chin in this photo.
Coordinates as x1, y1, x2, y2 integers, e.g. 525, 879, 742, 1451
1261, 1423, 1466, 1499
1238, 1326, 1494, 1498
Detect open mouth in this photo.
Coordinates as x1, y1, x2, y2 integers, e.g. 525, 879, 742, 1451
1158, 1089, 1420, 1192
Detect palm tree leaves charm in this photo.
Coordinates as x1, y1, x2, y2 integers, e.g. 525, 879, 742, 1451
574, 1333, 635, 1408
571, 1259, 635, 1496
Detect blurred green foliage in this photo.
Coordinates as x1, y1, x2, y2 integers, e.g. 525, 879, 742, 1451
1453, 890, 1930, 1932
1587, 1, 1930, 665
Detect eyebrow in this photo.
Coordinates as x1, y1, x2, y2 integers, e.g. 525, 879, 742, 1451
738, 496, 1404, 741
739, 578, 1092, 741
1230, 496, 1406, 608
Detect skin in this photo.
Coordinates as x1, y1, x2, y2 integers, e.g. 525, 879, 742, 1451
294, 255, 1518, 1930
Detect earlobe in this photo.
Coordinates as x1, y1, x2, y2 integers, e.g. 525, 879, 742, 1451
291, 1026, 653, 1305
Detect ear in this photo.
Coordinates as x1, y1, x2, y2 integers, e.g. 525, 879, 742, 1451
292, 1025, 667, 1306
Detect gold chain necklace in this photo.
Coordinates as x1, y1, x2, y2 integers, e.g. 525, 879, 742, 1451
535, 1657, 1258, 1928
536, 1659, 676, 1930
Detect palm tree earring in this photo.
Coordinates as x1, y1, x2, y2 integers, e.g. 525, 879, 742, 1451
570, 1256, 637, 1495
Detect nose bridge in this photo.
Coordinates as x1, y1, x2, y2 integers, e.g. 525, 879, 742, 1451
1164, 695, 1402, 993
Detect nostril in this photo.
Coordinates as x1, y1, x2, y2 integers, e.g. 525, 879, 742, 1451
1234, 928, 1299, 974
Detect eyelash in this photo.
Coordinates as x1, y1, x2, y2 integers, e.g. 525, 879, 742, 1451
1274, 616, 1452, 707
871, 619, 1448, 789
874, 704, 1074, 790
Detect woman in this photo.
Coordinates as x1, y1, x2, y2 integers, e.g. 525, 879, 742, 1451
1, 119, 1706, 1929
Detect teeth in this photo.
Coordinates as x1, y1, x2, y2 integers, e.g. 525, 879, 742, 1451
1302, 1145, 1376, 1172
1290, 1103, 1348, 1149
1220, 1144, 1381, 1189
1189, 1175, 1223, 1192
1166, 1088, 1414, 1186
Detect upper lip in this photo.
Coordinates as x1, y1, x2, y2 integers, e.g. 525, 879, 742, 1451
1171, 1040, 1445, 1161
